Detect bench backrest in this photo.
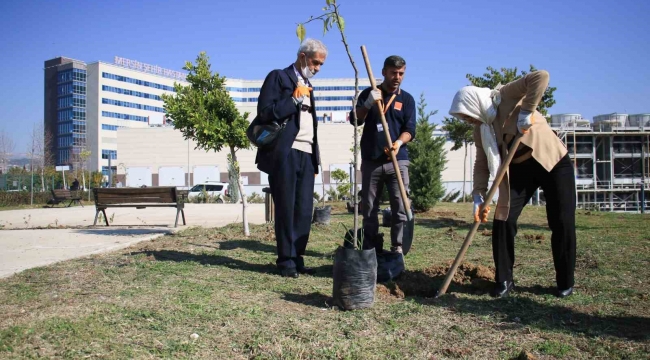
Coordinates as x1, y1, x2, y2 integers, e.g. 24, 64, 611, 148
52, 189, 72, 198
93, 187, 179, 205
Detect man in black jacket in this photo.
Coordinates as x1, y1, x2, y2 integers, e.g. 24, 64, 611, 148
255, 38, 327, 278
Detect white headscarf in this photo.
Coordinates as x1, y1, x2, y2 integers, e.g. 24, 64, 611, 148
449, 86, 502, 178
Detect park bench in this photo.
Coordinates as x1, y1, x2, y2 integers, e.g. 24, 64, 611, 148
93, 187, 186, 227
48, 189, 83, 208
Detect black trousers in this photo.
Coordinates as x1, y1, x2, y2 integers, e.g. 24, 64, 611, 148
492, 154, 576, 290
269, 149, 315, 270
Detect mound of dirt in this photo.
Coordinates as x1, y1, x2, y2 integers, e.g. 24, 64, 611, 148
377, 261, 496, 298
432, 211, 461, 217
523, 233, 546, 242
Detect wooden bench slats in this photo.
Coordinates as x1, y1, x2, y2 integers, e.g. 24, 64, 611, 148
49, 189, 83, 208
95, 204, 177, 208
96, 195, 176, 204
92, 187, 185, 227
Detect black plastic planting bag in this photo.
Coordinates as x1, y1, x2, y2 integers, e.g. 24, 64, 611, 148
312, 205, 332, 225
376, 251, 405, 283
332, 247, 377, 310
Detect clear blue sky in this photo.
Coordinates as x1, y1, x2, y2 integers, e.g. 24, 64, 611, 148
1, 0, 649, 155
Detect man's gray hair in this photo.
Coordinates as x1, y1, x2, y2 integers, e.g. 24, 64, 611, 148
297, 38, 328, 58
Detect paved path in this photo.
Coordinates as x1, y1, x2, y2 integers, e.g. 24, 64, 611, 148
0, 204, 267, 279
0, 203, 265, 229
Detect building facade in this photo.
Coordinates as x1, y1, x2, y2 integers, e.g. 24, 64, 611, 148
44, 57, 88, 167
552, 113, 650, 212
45, 56, 373, 178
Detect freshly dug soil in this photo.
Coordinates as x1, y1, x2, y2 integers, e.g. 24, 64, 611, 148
376, 261, 495, 298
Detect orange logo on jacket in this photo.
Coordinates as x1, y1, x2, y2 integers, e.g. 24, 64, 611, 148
394, 102, 402, 111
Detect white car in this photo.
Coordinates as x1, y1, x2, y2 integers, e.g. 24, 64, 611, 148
188, 182, 229, 203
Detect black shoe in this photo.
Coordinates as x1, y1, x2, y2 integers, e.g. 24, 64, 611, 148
557, 287, 573, 298
297, 267, 316, 275
490, 281, 515, 298
280, 268, 299, 278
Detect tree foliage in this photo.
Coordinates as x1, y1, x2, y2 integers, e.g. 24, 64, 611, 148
161, 52, 250, 153
409, 94, 446, 211
161, 52, 251, 234
442, 117, 474, 151
466, 65, 556, 117
330, 168, 350, 200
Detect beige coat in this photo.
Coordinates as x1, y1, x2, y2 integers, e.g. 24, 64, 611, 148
473, 70, 568, 221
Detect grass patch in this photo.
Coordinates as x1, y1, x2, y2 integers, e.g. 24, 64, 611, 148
0, 203, 648, 359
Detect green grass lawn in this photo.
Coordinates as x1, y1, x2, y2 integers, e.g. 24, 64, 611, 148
1, 202, 648, 359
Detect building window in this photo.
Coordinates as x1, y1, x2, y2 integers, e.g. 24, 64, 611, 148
101, 166, 118, 176
101, 149, 117, 160
101, 111, 149, 122
102, 72, 176, 92
314, 106, 353, 112
102, 98, 165, 113
57, 149, 70, 164
101, 85, 163, 101
101, 124, 121, 131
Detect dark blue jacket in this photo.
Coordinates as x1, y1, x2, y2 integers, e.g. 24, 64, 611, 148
254, 65, 320, 174
350, 86, 416, 162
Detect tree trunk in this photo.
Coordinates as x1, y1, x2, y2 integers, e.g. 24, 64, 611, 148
321, 165, 326, 207
230, 146, 250, 237
462, 142, 468, 202
40, 167, 45, 192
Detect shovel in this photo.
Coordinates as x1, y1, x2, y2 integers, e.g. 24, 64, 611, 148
435, 135, 524, 297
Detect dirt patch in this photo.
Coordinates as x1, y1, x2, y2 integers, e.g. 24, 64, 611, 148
576, 251, 599, 270
380, 261, 495, 298
516, 350, 538, 360
523, 234, 546, 243
432, 211, 461, 217
481, 230, 492, 237
376, 282, 405, 301
443, 347, 473, 358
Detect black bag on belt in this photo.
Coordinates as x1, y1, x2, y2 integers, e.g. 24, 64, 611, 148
246, 115, 287, 149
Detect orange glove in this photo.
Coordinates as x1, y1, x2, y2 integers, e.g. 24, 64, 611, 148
473, 194, 491, 223
292, 85, 312, 100
474, 205, 491, 223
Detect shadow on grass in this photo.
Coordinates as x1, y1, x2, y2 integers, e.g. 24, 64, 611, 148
415, 217, 588, 233
131, 250, 333, 278
281, 292, 331, 308
379, 264, 649, 341
417, 289, 650, 342
217, 239, 326, 258
131, 249, 276, 274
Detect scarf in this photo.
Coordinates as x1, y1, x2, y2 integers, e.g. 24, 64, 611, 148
449, 86, 502, 178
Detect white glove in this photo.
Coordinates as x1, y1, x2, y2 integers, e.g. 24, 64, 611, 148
517, 109, 534, 134
473, 194, 483, 219
363, 89, 382, 109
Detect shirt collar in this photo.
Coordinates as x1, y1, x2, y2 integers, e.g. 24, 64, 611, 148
292, 64, 310, 86
380, 82, 401, 95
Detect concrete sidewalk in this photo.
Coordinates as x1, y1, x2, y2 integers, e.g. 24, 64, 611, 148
0, 228, 173, 278
0, 204, 267, 279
